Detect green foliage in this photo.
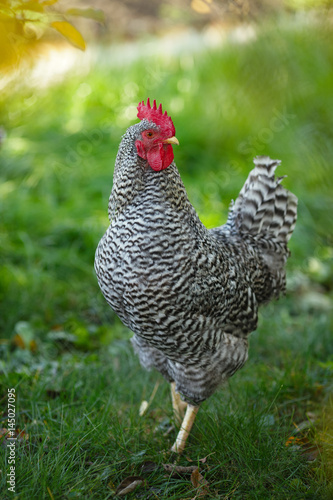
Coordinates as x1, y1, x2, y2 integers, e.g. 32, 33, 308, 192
0, 17, 333, 499
1, 19, 332, 337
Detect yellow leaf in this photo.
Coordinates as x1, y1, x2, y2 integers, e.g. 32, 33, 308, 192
13, 333, 25, 349
29, 339, 38, 352
18, 1, 44, 13
191, 468, 201, 488
0, 10, 13, 21
51, 21, 86, 51
191, 0, 212, 14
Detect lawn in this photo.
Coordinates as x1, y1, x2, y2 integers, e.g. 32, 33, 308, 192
1, 16, 333, 499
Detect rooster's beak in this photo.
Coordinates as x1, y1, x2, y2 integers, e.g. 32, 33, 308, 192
163, 136, 179, 146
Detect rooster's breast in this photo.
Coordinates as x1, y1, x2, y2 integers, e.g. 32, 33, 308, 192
95, 201, 199, 333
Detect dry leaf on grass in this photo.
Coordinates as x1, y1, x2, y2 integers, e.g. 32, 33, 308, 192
163, 464, 199, 477
199, 452, 215, 463
16, 428, 29, 441
0, 428, 29, 447
141, 462, 203, 477
285, 435, 321, 462
186, 452, 215, 464
286, 415, 320, 463
115, 476, 145, 496
191, 467, 210, 497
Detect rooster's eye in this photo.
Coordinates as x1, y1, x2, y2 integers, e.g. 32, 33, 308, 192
146, 131, 154, 137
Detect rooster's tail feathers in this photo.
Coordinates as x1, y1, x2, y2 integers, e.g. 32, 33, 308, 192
226, 156, 298, 244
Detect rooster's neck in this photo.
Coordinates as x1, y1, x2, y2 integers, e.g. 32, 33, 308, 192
108, 122, 198, 225
109, 157, 195, 223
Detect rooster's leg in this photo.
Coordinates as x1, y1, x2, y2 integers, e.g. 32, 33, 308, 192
171, 382, 187, 425
171, 403, 199, 454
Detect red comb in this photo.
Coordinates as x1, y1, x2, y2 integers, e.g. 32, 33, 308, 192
137, 98, 175, 136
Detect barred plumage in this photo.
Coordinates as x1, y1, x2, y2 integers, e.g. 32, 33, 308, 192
95, 102, 297, 446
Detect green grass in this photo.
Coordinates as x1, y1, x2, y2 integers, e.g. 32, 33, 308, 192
0, 306, 332, 499
1, 16, 333, 499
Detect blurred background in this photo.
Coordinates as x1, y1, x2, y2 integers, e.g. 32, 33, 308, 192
0, 0, 332, 368
1, 1, 333, 496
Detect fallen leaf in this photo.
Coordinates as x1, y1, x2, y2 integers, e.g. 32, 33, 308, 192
191, 467, 210, 497
186, 452, 214, 464
191, 468, 201, 487
115, 476, 145, 497
13, 333, 25, 349
298, 436, 321, 462
199, 452, 215, 463
15, 429, 29, 441
302, 445, 321, 462
0, 428, 29, 447
285, 436, 302, 447
163, 464, 198, 477
286, 435, 321, 461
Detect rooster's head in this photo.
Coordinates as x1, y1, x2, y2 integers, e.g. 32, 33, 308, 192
135, 99, 179, 172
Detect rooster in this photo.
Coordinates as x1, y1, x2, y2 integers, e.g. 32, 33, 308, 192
95, 99, 298, 453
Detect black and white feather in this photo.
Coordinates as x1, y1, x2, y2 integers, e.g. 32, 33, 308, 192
95, 122, 298, 404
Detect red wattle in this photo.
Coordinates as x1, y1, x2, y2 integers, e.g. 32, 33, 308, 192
147, 143, 174, 172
